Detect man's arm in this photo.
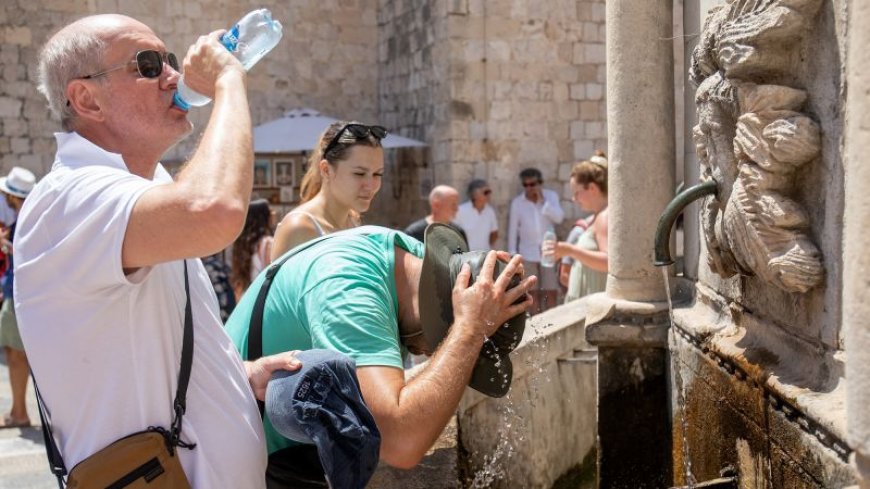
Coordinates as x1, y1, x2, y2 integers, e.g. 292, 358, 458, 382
488, 207, 499, 248
541, 190, 565, 224
122, 33, 253, 269
356, 253, 535, 469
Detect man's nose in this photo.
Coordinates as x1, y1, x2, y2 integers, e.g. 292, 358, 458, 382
162, 63, 181, 88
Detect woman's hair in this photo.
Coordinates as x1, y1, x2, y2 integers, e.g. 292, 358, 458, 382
299, 120, 383, 203
571, 150, 608, 194
230, 199, 273, 296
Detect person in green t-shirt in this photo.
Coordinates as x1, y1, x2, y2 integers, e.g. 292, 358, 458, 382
225, 224, 534, 487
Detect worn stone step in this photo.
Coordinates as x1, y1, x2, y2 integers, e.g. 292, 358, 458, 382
0, 426, 55, 488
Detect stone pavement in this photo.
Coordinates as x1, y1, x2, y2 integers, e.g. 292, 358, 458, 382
0, 349, 55, 489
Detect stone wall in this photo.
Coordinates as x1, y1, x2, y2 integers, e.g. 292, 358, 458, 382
440, 0, 608, 244
372, 0, 609, 238
368, 0, 451, 228
458, 301, 597, 489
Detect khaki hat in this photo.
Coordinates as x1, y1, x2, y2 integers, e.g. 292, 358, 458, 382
418, 223, 526, 398
0, 167, 36, 199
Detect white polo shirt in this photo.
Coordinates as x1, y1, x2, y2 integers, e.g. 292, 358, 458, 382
507, 188, 565, 261
454, 201, 498, 251
14, 132, 267, 488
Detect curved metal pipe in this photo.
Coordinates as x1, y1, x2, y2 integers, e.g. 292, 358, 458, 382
653, 180, 718, 267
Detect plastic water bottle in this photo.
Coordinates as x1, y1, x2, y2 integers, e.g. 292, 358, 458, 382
541, 228, 557, 268
173, 9, 283, 110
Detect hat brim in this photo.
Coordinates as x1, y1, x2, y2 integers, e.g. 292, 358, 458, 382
419, 223, 467, 354
0, 178, 27, 199
418, 224, 524, 398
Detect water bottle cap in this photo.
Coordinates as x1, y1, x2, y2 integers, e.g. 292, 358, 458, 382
172, 92, 190, 111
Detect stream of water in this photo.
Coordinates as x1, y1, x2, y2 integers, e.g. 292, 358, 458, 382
663, 268, 696, 489
469, 309, 553, 487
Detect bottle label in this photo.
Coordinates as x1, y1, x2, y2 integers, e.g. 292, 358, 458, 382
221, 25, 240, 52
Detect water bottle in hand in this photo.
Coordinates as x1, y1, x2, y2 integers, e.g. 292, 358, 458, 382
541, 228, 557, 268
173, 8, 283, 110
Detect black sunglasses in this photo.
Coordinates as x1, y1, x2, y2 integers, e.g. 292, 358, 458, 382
322, 124, 388, 159
80, 50, 179, 80
522, 181, 541, 188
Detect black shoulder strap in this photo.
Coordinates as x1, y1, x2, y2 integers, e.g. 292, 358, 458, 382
34, 260, 196, 486
246, 233, 346, 415
246, 234, 340, 362
33, 373, 65, 488
169, 261, 196, 453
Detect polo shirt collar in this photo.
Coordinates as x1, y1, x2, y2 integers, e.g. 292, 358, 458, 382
53, 131, 131, 173
52, 131, 171, 182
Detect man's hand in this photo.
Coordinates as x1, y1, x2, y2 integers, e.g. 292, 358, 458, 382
244, 351, 302, 401
451, 251, 536, 338
180, 30, 246, 99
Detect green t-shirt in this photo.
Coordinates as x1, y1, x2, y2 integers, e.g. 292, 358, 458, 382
224, 226, 424, 455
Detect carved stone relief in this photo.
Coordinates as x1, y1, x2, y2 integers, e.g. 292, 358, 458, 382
690, 0, 824, 294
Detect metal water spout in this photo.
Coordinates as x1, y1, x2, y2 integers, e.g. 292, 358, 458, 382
653, 180, 719, 267
669, 466, 738, 489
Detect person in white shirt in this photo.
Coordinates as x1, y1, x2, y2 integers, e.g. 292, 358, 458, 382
508, 168, 565, 312
455, 179, 499, 251
16, 15, 299, 488
403, 185, 466, 244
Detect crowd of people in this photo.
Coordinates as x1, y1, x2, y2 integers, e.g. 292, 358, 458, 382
0, 12, 611, 489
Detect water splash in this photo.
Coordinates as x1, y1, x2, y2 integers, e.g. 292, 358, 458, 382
664, 268, 696, 488
469, 314, 553, 486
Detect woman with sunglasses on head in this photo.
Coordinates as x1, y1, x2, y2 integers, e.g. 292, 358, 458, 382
271, 121, 387, 259
550, 150, 609, 303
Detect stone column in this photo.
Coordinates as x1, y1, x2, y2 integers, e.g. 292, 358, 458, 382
605, 0, 676, 302
588, 1, 676, 488
845, 1, 870, 486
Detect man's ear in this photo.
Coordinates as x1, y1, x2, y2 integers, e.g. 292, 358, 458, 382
66, 80, 105, 123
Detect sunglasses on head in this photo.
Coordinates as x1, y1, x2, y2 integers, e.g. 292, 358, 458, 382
79, 50, 179, 80
322, 123, 388, 158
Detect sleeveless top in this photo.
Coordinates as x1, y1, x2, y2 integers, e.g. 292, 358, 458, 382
287, 210, 327, 237
250, 235, 274, 282
564, 224, 607, 303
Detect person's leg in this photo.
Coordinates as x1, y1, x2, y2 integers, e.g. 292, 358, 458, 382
5, 346, 30, 424
1, 298, 29, 427
523, 260, 544, 314
538, 265, 559, 312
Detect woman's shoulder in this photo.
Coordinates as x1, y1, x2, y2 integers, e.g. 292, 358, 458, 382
273, 211, 323, 257
594, 208, 608, 233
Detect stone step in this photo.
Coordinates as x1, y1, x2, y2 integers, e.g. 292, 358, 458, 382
0, 426, 56, 488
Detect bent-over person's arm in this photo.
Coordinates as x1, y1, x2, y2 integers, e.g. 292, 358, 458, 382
356, 253, 534, 469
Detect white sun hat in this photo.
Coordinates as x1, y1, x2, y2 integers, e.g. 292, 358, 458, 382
0, 167, 36, 198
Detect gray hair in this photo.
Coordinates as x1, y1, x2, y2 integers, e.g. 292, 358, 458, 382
37, 25, 109, 131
